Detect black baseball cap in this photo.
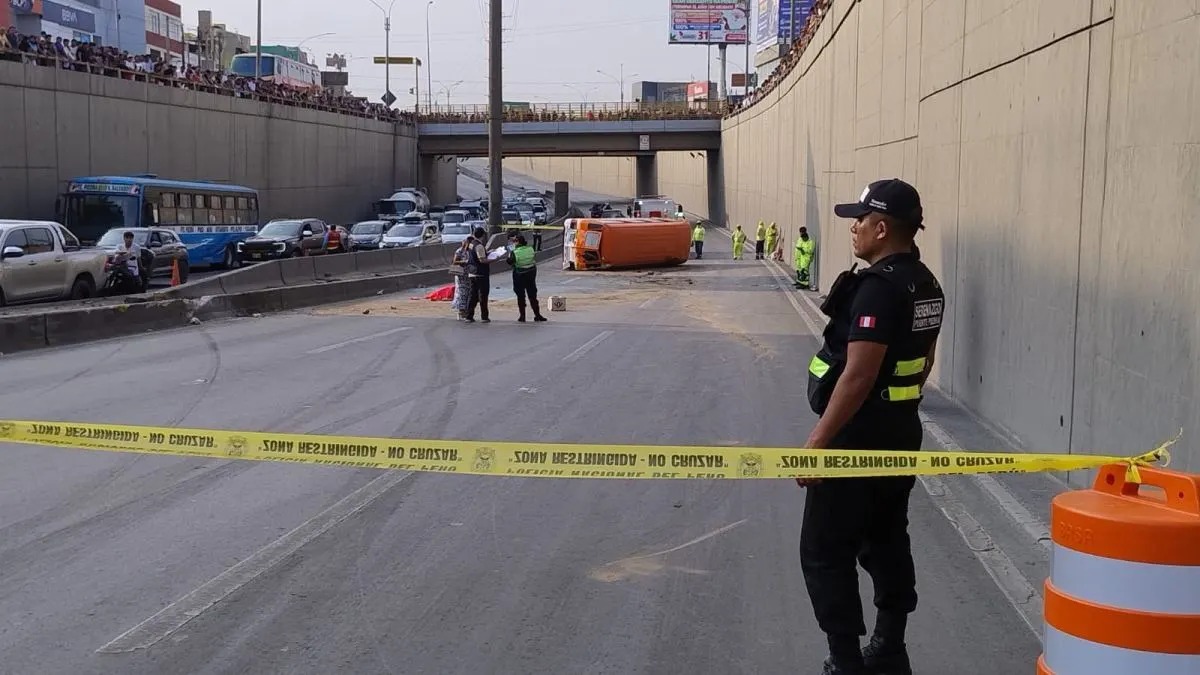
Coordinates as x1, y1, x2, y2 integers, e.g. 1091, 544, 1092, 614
834, 178, 924, 229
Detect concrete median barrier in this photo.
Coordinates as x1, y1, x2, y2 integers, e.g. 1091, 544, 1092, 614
43, 299, 193, 348
0, 239, 568, 355
389, 247, 424, 269
217, 261, 286, 295
312, 253, 357, 280
418, 244, 450, 267
353, 249, 395, 275
278, 257, 317, 285
0, 314, 47, 352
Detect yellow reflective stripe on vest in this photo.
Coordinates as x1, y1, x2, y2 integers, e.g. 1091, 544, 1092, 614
809, 355, 830, 378
883, 385, 922, 402
893, 358, 927, 377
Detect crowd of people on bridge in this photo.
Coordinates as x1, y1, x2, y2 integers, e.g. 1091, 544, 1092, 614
729, 0, 833, 116
0, 26, 410, 123
417, 102, 724, 124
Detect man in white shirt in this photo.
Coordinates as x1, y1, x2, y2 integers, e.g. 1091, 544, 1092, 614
115, 231, 142, 281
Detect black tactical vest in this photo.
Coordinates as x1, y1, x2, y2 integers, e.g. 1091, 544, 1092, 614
807, 252, 945, 417
467, 242, 490, 278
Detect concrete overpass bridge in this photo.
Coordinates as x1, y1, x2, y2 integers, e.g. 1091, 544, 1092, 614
417, 103, 724, 208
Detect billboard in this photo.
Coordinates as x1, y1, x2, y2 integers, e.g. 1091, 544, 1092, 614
777, 0, 814, 43
668, 0, 748, 45
756, 0, 813, 52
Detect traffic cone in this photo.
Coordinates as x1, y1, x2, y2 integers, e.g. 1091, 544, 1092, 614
170, 258, 181, 286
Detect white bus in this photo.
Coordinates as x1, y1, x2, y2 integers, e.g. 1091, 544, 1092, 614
229, 53, 321, 90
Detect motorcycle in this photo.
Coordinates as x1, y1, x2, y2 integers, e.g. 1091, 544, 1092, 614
102, 254, 147, 295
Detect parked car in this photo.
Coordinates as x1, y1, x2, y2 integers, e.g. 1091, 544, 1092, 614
96, 227, 190, 286
0, 220, 108, 306
237, 218, 330, 263
456, 202, 487, 221
381, 216, 442, 248
348, 220, 391, 251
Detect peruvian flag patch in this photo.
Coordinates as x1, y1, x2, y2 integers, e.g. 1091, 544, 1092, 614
858, 316, 877, 329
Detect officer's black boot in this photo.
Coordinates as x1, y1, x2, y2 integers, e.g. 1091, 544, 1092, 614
517, 298, 527, 323
862, 612, 912, 675
531, 298, 547, 321
821, 635, 867, 674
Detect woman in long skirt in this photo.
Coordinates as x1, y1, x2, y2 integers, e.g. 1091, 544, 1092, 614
450, 238, 473, 319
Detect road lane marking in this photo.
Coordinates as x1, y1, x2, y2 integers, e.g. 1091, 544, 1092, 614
96, 471, 412, 653
759, 247, 1046, 640
305, 327, 411, 354
562, 330, 613, 362
639, 297, 659, 310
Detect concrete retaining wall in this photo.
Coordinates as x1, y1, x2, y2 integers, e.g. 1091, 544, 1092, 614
498, 0, 1200, 474
0, 60, 423, 225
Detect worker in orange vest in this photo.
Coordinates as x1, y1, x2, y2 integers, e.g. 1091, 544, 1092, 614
324, 225, 343, 253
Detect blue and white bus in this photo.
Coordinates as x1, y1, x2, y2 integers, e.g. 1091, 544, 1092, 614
229, 53, 321, 90
60, 176, 260, 268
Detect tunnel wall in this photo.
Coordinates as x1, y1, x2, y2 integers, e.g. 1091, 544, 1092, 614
499, 0, 1200, 474
0, 60, 419, 225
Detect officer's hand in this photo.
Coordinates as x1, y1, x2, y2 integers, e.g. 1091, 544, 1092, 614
795, 477, 823, 488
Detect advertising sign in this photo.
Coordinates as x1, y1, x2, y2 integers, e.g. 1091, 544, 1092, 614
42, 1, 96, 33
755, 0, 776, 46
10, 0, 43, 14
668, 0, 748, 45
777, 0, 814, 43
687, 81, 710, 100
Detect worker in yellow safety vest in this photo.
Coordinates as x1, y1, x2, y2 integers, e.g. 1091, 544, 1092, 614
795, 226, 816, 289
692, 222, 705, 259
732, 224, 747, 260
754, 221, 767, 259
766, 222, 779, 257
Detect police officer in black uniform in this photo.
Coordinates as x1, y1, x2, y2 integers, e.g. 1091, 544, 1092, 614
799, 179, 945, 675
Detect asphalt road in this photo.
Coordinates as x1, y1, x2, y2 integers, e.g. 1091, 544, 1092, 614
0, 232, 1043, 674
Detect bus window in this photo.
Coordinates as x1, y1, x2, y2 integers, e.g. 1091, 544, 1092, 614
159, 193, 177, 224
193, 194, 209, 225
224, 196, 236, 210
178, 194, 193, 224
237, 197, 249, 210
223, 207, 237, 225
207, 195, 222, 224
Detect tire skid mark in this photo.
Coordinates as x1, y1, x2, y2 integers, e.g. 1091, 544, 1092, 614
0, 328, 412, 576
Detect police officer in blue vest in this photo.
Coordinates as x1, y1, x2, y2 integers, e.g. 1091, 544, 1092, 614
799, 179, 945, 675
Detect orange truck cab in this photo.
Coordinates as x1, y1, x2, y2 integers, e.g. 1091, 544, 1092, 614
562, 217, 691, 271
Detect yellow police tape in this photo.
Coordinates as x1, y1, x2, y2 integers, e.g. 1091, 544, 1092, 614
0, 420, 1176, 481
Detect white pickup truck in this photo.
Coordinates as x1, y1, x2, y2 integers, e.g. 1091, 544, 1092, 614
0, 220, 109, 307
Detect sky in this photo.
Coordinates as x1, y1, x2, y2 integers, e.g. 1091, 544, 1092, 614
179, 0, 762, 107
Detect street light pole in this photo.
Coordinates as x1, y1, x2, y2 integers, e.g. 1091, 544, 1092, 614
487, 0, 502, 233
425, 1, 434, 108
367, 0, 400, 107
597, 65, 638, 108
255, 0, 262, 86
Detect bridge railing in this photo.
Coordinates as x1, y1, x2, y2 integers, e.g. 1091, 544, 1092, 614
417, 100, 727, 124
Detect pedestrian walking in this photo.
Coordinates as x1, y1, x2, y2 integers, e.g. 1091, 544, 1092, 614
799, 179, 945, 675
692, 221, 706, 259
754, 220, 767, 259
464, 227, 492, 324
506, 234, 547, 322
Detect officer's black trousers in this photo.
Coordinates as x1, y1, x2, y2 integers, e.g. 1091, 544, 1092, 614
800, 414, 922, 638
466, 276, 490, 321
512, 267, 540, 319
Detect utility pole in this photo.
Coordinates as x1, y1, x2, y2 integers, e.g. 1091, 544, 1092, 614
255, 0, 262, 85
487, 0, 502, 232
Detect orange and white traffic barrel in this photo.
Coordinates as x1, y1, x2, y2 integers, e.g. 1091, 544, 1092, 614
1038, 463, 1200, 674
